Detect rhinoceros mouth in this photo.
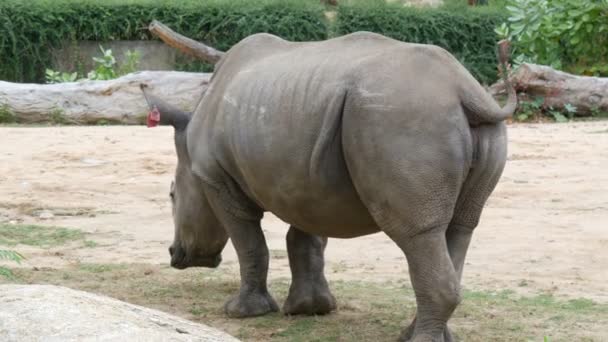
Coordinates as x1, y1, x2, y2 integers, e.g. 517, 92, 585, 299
169, 246, 222, 269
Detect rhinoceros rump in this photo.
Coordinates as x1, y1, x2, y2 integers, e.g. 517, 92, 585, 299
142, 32, 515, 341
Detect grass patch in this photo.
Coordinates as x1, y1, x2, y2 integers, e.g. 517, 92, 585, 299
0, 223, 85, 247
78, 263, 128, 274
49, 108, 77, 125
0, 249, 24, 280
83, 240, 98, 248
1, 264, 606, 341
0, 104, 16, 123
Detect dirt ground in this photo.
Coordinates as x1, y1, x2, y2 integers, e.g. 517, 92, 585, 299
1, 122, 607, 303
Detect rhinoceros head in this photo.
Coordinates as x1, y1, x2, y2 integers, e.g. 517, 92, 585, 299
141, 84, 228, 269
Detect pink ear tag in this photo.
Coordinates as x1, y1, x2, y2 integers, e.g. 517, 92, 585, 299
147, 106, 161, 127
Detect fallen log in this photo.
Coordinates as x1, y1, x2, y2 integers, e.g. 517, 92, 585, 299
148, 20, 225, 64
0, 71, 211, 124
0, 21, 219, 125
3, 22, 604, 124
490, 63, 608, 116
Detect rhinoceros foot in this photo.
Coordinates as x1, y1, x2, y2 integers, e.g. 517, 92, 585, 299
283, 283, 336, 316
224, 290, 278, 318
399, 317, 456, 342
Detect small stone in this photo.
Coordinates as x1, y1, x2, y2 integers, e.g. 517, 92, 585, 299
80, 158, 107, 166
39, 211, 54, 220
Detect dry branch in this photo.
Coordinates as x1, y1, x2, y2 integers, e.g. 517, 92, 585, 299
148, 20, 225, 64
490, 63, 608, 116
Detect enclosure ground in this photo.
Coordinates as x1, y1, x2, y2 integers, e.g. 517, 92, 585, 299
4, 263, 607, 341
1, 122, 608, 340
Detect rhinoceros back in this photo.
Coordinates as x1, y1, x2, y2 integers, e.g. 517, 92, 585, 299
186, 32, 480, 236
187, 33, 406, 235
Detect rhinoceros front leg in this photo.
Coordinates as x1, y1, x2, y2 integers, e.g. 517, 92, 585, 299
206, 195, 278, 318
283, 226, 336, 315
224, 218, 279, 317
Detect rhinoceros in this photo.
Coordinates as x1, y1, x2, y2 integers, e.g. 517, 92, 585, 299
142, 32, 515, 342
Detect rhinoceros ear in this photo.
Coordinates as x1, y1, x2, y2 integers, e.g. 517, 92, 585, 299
140, 84, 191, 131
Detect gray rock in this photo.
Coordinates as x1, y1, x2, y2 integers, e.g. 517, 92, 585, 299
38, 210, 54, 220
0, 284, 240, 342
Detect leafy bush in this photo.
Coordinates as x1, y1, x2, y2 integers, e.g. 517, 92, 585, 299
45, 70, 79, 84
336, 2, 508, 84
514, 96, 578, 123
0, 0, 507, 85
45, 46, 140, 83
0, 0, 327, 83
496, 0, 608, 75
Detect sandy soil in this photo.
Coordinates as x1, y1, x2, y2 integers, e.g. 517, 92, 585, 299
1, 122, 607, 302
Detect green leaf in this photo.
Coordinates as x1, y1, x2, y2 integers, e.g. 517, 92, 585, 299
0, 266, 15, 280
0, 250, 24, 263
551, 112, 568, 123
564, 103, 577, 114
532, 96, 545, 108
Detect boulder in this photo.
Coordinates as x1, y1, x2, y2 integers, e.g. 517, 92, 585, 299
0, 284, 240, 342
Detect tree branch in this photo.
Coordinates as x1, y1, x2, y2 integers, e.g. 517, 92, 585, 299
148, 20, 225, 64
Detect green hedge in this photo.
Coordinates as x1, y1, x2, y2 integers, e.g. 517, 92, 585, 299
336, 2, 507, 85
0, 0, 506, 84
0, 0, 327, 82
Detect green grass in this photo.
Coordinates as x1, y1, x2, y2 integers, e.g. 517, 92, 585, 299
78, 263, 127, 273
83, 240, 98, 248
1, 263, 605, 341
0, 223, 85, 247
50, 109, 68, 125
0, 249, 24, 280
0, 105, 16, 123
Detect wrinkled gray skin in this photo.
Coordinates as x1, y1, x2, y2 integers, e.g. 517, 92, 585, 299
143, 32, 514, 342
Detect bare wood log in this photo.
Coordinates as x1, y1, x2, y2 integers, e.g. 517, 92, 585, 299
148, 20, 225, 64
490, 63, 608, 116
0, 71, 211, 124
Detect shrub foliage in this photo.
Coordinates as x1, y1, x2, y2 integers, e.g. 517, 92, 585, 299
496, 0, 608, 76
0, 0, 327, 82
336, 2, 507, 84
0, 0, 508, 84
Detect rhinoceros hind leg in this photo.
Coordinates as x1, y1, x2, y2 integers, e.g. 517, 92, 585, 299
283, 226, 336, 315
382, 226, 460, 342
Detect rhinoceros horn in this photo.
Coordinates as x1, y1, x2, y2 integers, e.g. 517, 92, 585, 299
140, 84, 191, 131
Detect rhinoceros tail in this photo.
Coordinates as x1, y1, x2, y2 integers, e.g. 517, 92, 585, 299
460, 40, 517, 125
